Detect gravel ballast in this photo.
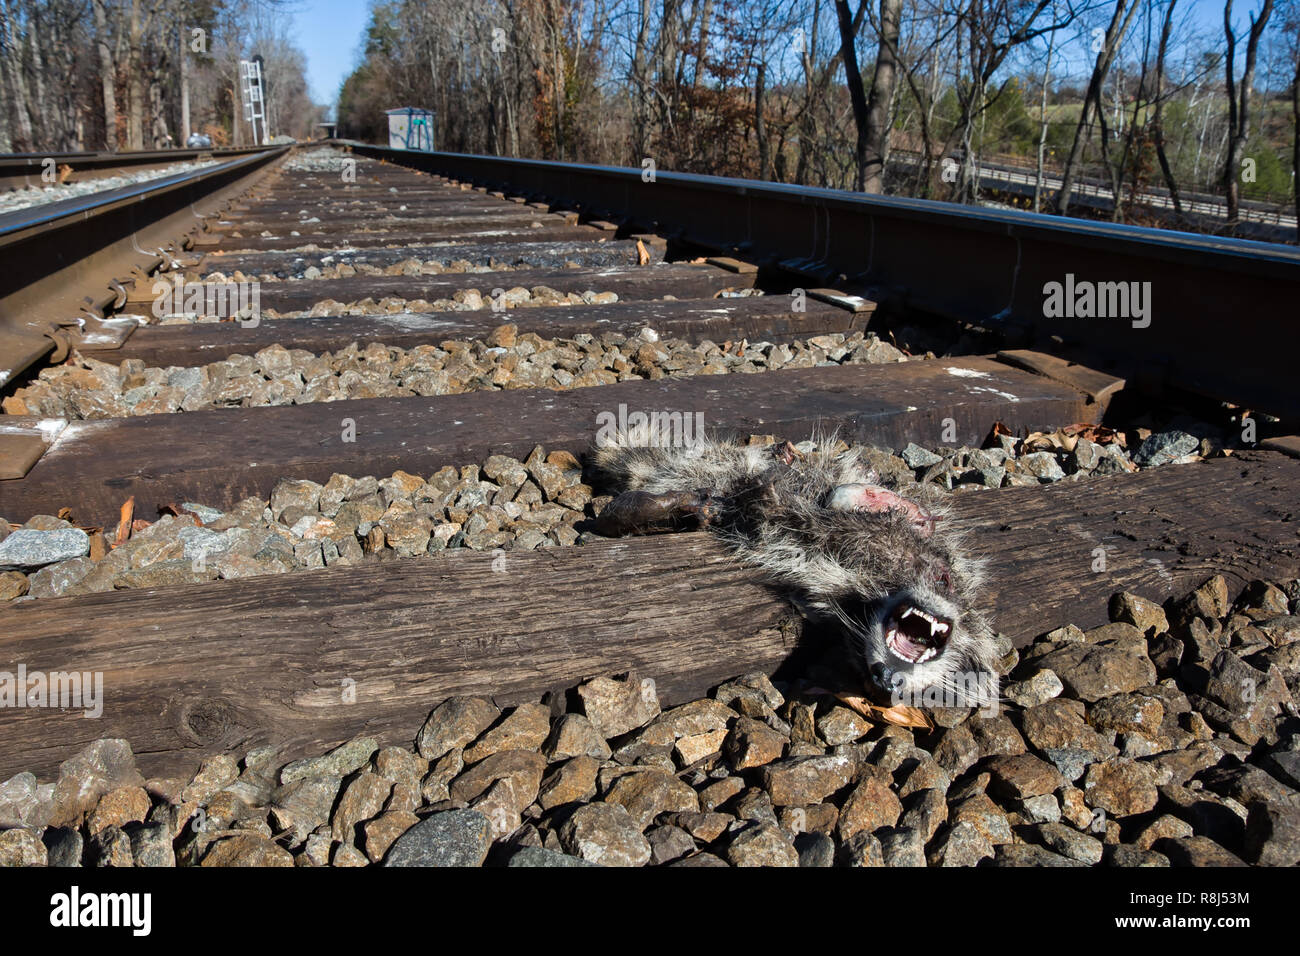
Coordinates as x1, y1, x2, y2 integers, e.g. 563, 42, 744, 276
0, 421, 1194, 603
4, 327, 905, 420
1, 575, 1296, 867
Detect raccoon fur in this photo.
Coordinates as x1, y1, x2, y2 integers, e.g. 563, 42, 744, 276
590, 432, 998, 707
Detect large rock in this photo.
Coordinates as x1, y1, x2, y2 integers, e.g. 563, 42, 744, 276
537, 756, 600, 810
759, 754, 856, 806
506, 847, 597, 867
416, 697, 500, 760
384, 809, 492, 867
0, 528, 89, 568
724, 716, 788, 769
984, 754, 1065, 801
836, 771, 902, 839
927, 821, 994, 867
86, 786, 151, 835
559, 802, 651, 866
603, 770, 699, 830
331, 772, 393, 842
1082, 758, 1159, 817
201, 834, 293, 867
726, 822, 798, 867
577, 674, 660, 738
280, 737, 377, 785
1028, 643, 1156, 702
1027, 822, 1104, 864
948, 793, 1012, 845
1243, 802, 1300, 866
270, 775, 342, 844
1186, 651, 1291, 746
1109, 592, 1170, 636
542, 714, 611, 761
0, 772, 54, 829
463, 702, 551, 763
449, 750, 546, 813
49, 739, 145, 827
0, 828, 47, 867
1151, 836, 1247, 866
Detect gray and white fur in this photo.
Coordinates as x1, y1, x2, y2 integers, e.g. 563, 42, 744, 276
591, 432, 998, 707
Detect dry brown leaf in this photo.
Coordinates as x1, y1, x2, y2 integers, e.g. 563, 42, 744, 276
57, 507, 73, 522
131, 519, 152, 533
112, 496, 135, 549
635, 239, 650, 266
835, 692, 934, 731
1061, 422, 1123, 447
87, 532, 106, 563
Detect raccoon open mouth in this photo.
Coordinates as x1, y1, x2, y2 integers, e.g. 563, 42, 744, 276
885, 604, 952, 664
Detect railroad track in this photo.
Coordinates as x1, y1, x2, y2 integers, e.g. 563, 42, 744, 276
0, 146, 276, 193
0, 143, 1297, 868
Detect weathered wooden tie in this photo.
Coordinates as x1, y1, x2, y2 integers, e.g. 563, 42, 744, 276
1, 450, 1294, 780
0, 356, 1098, 523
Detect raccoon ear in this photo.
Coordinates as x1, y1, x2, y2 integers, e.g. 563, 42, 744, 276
826, 483, 937, 536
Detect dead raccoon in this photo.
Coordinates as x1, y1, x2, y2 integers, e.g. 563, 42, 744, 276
590, 434, 998, 707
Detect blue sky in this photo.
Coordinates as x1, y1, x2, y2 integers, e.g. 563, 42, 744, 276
287, 0, 373, 115
281, 0, 1270, 116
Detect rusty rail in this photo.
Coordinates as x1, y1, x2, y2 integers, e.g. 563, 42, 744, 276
0, 145, 288, 391
347, 142, 1300, 422
0, 146, 273, 192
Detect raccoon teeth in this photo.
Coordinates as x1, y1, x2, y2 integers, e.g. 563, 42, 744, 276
901, 606, 952, 638
886, 627, 940, 664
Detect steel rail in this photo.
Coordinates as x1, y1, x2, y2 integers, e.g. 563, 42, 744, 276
0, 145, 289, 390
0, 146, 274, 192
347, 142, 1300, 421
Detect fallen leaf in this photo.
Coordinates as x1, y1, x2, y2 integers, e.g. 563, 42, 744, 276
635, 239, 650, 266
112, 496, 135, 549
836, 692, 934, 731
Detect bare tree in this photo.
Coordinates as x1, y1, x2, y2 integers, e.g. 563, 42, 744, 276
1151, 0, 1184, 216
1222, 0, 1275, 222
863, 0, 902, 192
1034, 6, 1060, 210
1056, 0, 1141, 214
833, 0, 872, 190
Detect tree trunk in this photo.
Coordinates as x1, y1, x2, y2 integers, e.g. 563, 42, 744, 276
26, 13, 49, 147
1221, 0, 1275, 223
179, 24, 190, 143
1035, 21, 1057, 212
0, 46, 10, 153
1056, 0, 1140, 214
755, 60, 769, 179
126, 0, 144, 150
795, 0, 823, 186
833, 0, 871, 191
1, 1, 34, 150
93, 0, 118, 150
1292, 52, 1299, 242
862, 0, 901, 193
1152, 0, 1183, 217
631, 0, 653, 159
